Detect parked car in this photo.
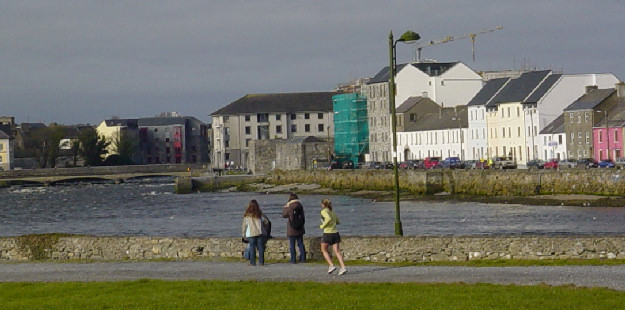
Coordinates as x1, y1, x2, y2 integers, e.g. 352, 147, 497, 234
543, 159, 559, 169
399, 160, 422, 169
463, 160, 477, 169
381, 162, 394, 169
361, 161, 381, 169
423, 157, 441, 169
576, 158, 598, 169
492, 156, 517, 169
476, 159, 491, 169
598, 159, 615, 168
440, 157, 464, 169
615, 158, 625, 169
559, 159, 577, 169
526, 159, 545, 169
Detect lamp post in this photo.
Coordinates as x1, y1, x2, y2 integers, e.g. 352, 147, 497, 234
388, 30, 420, 236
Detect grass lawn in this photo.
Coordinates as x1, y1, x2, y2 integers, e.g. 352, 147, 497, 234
1, 280, 624, 309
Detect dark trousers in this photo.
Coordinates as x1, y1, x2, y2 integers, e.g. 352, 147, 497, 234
288, 235, 305, 263
247, 236, 266, 265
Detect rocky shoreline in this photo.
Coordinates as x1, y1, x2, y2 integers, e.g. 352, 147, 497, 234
226, 182, 625, 208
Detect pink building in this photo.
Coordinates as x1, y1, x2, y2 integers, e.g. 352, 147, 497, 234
593, 126, 622, 160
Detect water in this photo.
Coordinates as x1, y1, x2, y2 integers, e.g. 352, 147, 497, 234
2, 177, 625, 237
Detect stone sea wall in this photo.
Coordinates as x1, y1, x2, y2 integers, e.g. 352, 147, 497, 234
2, 235, 625, 262
263, 169, 625, 196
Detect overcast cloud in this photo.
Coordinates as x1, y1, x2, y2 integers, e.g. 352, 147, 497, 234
1, 1, 624, 125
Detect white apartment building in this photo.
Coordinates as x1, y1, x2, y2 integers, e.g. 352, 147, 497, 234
366, 61, 482, 162
397, 106, 468, 161
211, 92, 336, 170
538, 115, 567, 160
466, 78, 509, 160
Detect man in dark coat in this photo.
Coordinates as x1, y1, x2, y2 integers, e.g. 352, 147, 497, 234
282, 193, 306, 263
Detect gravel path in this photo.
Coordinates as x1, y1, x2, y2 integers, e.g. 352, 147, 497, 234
2, 261, 625, 291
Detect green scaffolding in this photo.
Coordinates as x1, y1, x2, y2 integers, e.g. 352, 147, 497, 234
332, 93, 369, 164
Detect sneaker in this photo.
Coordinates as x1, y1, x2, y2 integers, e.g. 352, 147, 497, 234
327, 266, 337, 274
338, 267, 348, 275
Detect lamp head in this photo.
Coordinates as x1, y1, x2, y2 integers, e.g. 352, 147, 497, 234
397, 31, 420, 43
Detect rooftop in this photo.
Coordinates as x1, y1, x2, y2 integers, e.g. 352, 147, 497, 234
212, 92, 336, 115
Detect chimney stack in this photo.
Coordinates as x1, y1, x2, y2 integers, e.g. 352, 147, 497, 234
616, 82, 625, 98
585, 85, 598, 94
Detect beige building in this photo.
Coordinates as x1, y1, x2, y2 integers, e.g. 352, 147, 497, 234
211, 92, 336, 170
0, 130, 14, 170
96, 119, 139, 158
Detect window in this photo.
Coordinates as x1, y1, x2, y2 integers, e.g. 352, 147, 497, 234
584, 112, 589, 122
569, 113, 574, 123
577, 113, 581, 123
165, 138, 170, 142
245, 126, 251, 135
410, 113, 416, 122
0, 143, 3, 151
257, 113, 269, 122
290, 114, 296, 120
305, 124, 310, 132
276, 125, 282, 134
615, 130, 618, 143
518, 127, 521, 137
245, 115, 251, 122
224, 116, 229, 123
586, 132, 590, 143
154, 128, 158, 132
441, 80, 445, 86
276, 114, 281, 121
318, 124, 324, 132
599, 131, 603, 143
291, 124, 297, 132
305, 113, 310, 120
166, 147, 170, 154
318, 113, 323, 119
245, 139, 251, 147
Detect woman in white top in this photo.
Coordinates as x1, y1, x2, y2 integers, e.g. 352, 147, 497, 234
241, 200, 267, 266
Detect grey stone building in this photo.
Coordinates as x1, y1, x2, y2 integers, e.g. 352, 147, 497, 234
248, 136, 331, 175
563, 86, 617, 159
211, 92, 336, 170
138, 116, 209, 164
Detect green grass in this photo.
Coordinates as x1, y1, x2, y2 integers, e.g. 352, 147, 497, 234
1, 280, 624, 309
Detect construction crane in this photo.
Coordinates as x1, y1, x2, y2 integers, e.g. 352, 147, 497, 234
415, 26, 503, 62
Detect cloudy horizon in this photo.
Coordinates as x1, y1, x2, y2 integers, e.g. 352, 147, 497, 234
1, 1, 624, 125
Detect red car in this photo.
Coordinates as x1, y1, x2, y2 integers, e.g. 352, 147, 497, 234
423, 157, 441, 169
543, 159, 559, 169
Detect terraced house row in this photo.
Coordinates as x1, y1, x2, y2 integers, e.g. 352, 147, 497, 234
208, 61, 624, 172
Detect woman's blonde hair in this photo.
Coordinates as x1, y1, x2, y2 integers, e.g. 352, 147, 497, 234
321, 198, 332, 211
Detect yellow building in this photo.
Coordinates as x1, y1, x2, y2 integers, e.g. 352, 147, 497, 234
0, 130, 13, 171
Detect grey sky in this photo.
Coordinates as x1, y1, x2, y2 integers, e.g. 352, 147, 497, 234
1, 1, 623, 125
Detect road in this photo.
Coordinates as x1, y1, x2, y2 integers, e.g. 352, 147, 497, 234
1, 261, 625, 291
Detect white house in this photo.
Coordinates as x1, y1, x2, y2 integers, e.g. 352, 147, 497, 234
466, 78, 509, 160
538, 114, 567, 160
397, 106, 468, 161
366, 61, 482, 162
394, 61, 483, 108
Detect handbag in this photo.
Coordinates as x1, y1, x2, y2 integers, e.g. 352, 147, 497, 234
242, 237, 249, 243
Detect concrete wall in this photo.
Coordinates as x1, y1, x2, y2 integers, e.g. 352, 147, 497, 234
264, 169, 625, 196
3, 235, 625, 262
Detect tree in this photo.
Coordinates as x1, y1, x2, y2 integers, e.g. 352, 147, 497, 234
21, 125, 67, 168
111, 130, 138, 165
78, 128, 110, 166
69, 139, 81, 167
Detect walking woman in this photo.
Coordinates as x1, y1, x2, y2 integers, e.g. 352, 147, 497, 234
319, 198, 347, 275
242, 199, 267, 266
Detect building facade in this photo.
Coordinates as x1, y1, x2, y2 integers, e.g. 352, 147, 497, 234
138, 116, 209, 165
0, 130, 14, 170
211, 92, 336, 170
96, 119, 140, 162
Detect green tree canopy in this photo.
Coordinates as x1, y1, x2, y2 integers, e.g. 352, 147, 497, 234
78, 127, 110, 166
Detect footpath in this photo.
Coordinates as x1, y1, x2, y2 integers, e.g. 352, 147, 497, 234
2, 261, 625, 291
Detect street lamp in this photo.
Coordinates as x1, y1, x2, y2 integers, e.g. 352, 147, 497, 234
388, 30, 420, 236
